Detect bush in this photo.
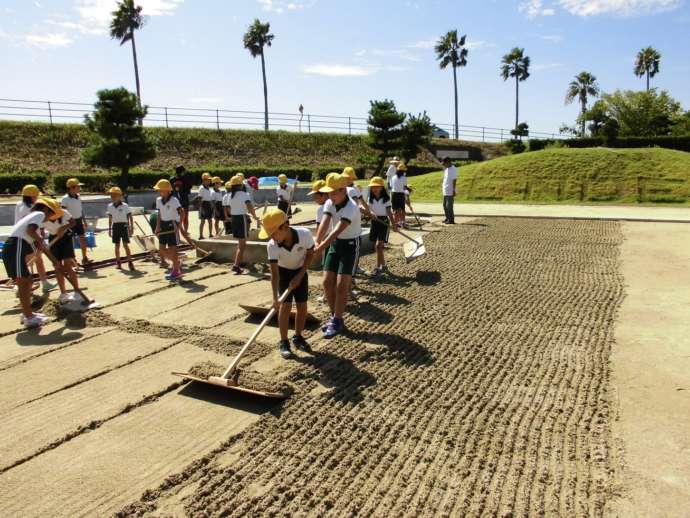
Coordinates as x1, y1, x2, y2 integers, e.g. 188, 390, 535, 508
506, 140, 526, 154
52, 172, 118, 193
0, 172, 49, 194
528, 139, 556, 151
528, 135, 690, 153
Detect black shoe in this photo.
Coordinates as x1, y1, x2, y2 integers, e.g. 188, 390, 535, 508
279, 339, 292, 359
291, 335, 312, 353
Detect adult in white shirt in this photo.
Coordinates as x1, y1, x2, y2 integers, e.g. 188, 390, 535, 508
386, 156, 400, 189
441, 157, 458, 224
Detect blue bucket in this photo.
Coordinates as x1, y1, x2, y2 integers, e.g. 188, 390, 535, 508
72, 232, 97, 249
258, 177, 298, 187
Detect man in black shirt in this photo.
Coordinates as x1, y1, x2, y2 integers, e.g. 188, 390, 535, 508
170, 165, 193, 232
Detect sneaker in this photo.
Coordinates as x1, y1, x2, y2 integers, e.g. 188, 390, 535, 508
279, 339, 293, 359
370, 267, 381, 277
41, 280, 57, 294
231, 265, 243, 275
321, 314, 334, 332
324, 317, 344, 339
355, 265, 367, 275
58, 292, 74, 304
379, 265, 390, 275
24, 314, 51, 329
351, 289, 360, 298
168, 270, 183, 281
291, 335, 312, 353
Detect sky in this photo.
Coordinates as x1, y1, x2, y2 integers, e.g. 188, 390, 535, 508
1, 0, 689, 137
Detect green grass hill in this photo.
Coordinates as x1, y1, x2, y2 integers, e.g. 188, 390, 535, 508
408, 147, 690, 204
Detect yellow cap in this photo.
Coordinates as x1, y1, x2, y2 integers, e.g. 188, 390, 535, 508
201, 173, 212, 181
325, 172, 338, 183
108, 186, 123, 195
342, 167, 357, 180
21, 184, 41, 197
368, 176, 385, 188
225, 181, 233, 190
319, 173, 347, 193
33, 197, 64, 219
229, 175, 243, 187
278, 174, 288, 183
154, 179, 172, 191
212, 176, 222, 184
236, 172, 245, 180
66, 178, 83, 188
258, 208, 288, 239
308, 180, 326, 195
397, 163, 408, 172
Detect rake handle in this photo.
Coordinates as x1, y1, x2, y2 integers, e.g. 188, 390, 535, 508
373, 216, 419, 245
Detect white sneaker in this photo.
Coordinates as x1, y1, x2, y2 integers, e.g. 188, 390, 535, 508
58, 292, 74, 304
24, 314, 51, 329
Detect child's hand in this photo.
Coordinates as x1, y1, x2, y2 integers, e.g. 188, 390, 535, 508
289, 273, 303, 291
272, 298, 281, 311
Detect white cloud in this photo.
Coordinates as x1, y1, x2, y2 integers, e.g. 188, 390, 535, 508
302, 64, 375, 77
407, 39, 437, 49
558, 0, 681, 16
257, 0, 316, 13
519, 0, 556, 17
532, 62, 565, 70
465, 39, 496, 50
541, 34, 564, 42
0, 30, 74, 49
74, 0, 184, 34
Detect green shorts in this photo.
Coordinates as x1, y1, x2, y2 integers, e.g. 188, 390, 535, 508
323, 238, 359, 276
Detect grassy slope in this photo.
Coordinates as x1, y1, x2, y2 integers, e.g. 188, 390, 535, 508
0, 121, 505, 174
408, 147, 690, 204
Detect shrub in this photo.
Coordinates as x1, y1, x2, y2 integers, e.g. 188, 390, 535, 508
0, 172, 49, 194
529, 135, 690, 153
52, 172, 118, 193
506, 139, 526, 154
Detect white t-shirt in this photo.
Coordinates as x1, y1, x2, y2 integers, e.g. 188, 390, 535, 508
61, 194, 83, 219
323, 198, 361, 240
14, 201, 32, 223
156, 196, 181, 222
442, 165, 458, 196
107, 202, 131, 224
390, 174, 408, 194
369, 196, 392, 217
386, 165, 397, 184
316, 204, 325, 224
10, 211, 46, 243
267, 227, 315, 270
276, 185, 290, 202
222, 192, 232, 207
197, 185, 213, 202
228, 191, 251, 216
43, 209, 73, 236
347, 185, 362, 200
212, 189, 224, 202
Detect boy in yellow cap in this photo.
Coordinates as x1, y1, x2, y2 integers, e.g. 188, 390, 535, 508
61, 177, 93, 267
222, 180, 233, 235
197, 172, 214, 239
227, 175, 259, 274
3, 198, 65, 328
308, 179, 328, 227
314, 173, 362, 338
15, 184, 56, 293
260, 208, 315, 358
367, 176, 397, 275
390, 163, 409, 227
342, 166, 374, 278
154, 179, 184, 280
276, 174, 292, 216
211, 176, 225, 237
106, 186, 135, 271
42, 200, 80, 304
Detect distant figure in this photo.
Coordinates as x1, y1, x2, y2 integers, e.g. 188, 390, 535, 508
170, 165, 193, 232
299, 104, 304, 132
442, 156, 457, 225
386, 156, 400, 189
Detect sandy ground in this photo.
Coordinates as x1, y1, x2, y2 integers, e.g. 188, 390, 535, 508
0, 211, 688, 517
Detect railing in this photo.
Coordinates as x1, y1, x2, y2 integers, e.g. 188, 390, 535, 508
0, 98, 562, 142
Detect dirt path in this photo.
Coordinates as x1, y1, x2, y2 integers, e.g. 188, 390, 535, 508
610, 222, 690, 516
114, 218, 625, 517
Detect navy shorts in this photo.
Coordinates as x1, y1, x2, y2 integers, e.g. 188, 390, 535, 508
111, 222, 130, 244
232, 215, 248, 239
158, 221, 179, 247
50, 233, 75, 261
2, 237, 32, 279
278, 266, 309, 304
200, 201, 214, 220
391, 193, 406, 211
72, 218, 86, 236
370, 217, 391, 243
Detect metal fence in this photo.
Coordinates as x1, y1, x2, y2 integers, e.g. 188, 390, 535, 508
0, 98, 562, 142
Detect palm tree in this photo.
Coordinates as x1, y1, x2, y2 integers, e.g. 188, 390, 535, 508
565, 71, 600, 137
500, 48, 530, 135
634, 46, 661, 92
434, 30, 468, 140
243, 19, 274, 131
110, 0, 145, 113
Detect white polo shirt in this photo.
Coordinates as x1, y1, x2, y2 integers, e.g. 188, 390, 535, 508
386, 164, 397, 185
316, 204, 325, 224
197, 185, 213, 202
107, 202, 131, 224
222, 192, 232, 207
267, 227, 315, 270
442, 164, 458, 196
276, 185, 290, 201
14, 201, 32, 223
61, 194, 83, 219
10, 212, 46, 243
43, 209, 73, 236
228, 191, 251, 216
369, 196, 392, 217
390, 174, 408, 194
212, 189, 224, 202
347, 186, 362, 200
323, 197, 361, 240
156, 196, 181, 222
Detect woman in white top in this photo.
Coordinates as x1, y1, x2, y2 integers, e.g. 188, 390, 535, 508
14, 184, 55, 293
389, 163, 409, 228
226, 175, 259, 275
3, 198, 64, 328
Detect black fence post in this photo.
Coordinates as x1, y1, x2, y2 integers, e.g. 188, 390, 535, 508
308, 114, 311, 133
216, 109, 220, 131
47, 101, 53, 126
348, 117, 351, 136
482, 127, 485, 142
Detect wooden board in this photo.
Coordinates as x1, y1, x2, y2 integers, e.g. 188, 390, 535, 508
171, 372, 288, 400
239, 303, 320, 324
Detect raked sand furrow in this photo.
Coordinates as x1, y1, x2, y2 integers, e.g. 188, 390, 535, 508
0, 343, 230, 472
0, 376, 268, 518
0, 330, 174, 412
